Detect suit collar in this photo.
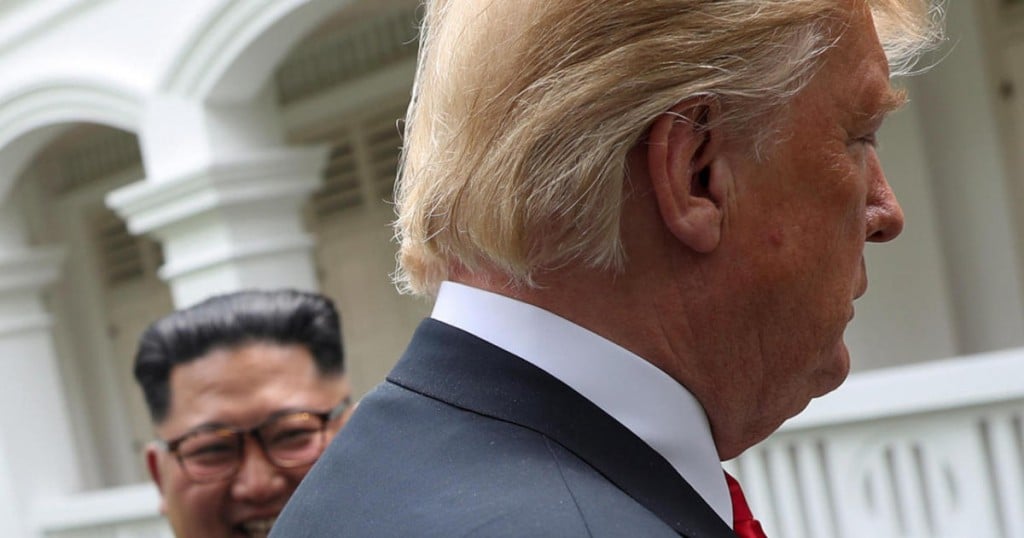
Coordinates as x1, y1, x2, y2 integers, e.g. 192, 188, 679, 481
387, 319, 736, 538
431, 281, 732, 524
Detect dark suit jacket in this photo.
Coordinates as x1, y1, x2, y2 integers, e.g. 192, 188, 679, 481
272, 319, 736, 537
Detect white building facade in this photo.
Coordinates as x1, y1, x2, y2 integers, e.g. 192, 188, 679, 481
0, 0, 1022, 536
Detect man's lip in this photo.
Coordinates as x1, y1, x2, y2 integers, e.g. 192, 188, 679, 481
855, 258, 868, 299
854, 274, 868, 299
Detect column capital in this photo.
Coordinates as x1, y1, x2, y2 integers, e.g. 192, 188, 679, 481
106, 145, 329, 308
0, 246, 64, 294
106, 145, 329, 235
0, 246, 65, 337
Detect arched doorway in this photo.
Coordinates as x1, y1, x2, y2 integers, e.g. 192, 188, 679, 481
12, 124, 174, 487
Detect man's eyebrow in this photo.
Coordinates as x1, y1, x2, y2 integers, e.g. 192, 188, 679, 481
876, 86, 908, 117
855, 85, 907, 125
182, 407, 316, 435
182, 421, 232, 435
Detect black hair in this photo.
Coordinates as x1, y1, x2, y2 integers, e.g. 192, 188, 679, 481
133, 289, 344, 423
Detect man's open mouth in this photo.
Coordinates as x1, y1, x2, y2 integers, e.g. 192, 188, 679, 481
236, 517, 276, 538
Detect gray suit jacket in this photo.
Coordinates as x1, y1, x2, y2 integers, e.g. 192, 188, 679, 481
271, 319, 736, 537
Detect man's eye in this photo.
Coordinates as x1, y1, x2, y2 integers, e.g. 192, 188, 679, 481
270, 428, 318, 446
183, 441, 235, 459
858, 133, 879, 148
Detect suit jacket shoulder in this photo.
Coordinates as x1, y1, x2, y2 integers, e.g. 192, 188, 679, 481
276, 381, 677, 537
272, 319, 734, 538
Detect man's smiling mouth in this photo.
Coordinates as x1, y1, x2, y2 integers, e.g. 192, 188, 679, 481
237, 517, 276, 538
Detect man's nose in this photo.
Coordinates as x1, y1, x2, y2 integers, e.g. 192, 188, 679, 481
866, 171, 904, 243
231, 437, 287, 503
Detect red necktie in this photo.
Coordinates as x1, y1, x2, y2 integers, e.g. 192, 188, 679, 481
724, 472, 767, 538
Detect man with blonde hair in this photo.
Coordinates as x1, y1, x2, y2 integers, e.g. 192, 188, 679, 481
274, 1, 942, 536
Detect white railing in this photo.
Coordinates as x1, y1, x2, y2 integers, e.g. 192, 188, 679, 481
30, 349, 1024, 538
726, 347, 1024, 538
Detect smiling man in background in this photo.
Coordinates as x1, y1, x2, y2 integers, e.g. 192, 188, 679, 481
134, 289, 351, 538
274, 0, 943, 536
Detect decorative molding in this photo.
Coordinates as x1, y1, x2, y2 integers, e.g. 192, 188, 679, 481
106, 146, 327, 297
0, 0, 106, 56
158, 235, 315, 281
0, 247, 65, 336
0, 314, 53, 337
0, 79, 143, 206
160, 0, 354, 103
0, 79, 143, 151
0, 246, 65, 294
0, 79, 142, 204
161, 0, 282, 97
106, 145, 330, 235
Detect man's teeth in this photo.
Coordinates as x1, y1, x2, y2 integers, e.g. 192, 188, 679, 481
242, 517, 276, 537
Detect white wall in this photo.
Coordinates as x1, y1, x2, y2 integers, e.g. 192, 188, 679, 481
845, 94, 960, 369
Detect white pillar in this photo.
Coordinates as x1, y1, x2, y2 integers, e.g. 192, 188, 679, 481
0, 246, 82, 536
911, 0, 1024, 354
107, 146, 328, 307
107, 93, 328, 307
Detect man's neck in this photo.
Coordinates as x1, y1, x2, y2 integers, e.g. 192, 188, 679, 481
451, 267, 760, 460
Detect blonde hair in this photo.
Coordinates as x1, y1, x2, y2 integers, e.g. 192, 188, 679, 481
394, 0, 944, 296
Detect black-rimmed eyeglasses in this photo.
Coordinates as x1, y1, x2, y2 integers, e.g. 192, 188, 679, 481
156, 399, 349, 483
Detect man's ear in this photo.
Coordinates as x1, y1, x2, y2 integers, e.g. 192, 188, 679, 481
646, 99, 730, 253
145, 442, 169, 514
342, 399, 359, 425
333, 399, 358, 433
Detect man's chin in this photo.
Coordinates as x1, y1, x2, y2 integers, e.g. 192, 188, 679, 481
814, 342, 851, 398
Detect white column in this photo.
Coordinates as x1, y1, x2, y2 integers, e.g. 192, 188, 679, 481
911, 0, 1024, 354
0, 246, 82, 537
107, 93, 329, 307
107, 146, 328, 307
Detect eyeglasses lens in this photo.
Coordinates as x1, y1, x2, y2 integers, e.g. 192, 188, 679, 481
178, 429, 241, 482
261, 412, 326, 466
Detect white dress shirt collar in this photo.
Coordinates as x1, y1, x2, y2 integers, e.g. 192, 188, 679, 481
431, 281, 733, 527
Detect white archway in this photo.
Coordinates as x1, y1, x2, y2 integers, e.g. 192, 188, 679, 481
0, 78, 142, 202
159, 0, 357, 104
